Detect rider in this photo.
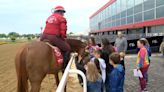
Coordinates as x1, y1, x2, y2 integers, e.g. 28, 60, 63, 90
40, 6, 71, 68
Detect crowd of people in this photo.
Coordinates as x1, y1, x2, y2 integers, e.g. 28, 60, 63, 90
76, 32, 152, 92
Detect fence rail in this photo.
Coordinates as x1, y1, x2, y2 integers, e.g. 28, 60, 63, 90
56, 53, 87, 92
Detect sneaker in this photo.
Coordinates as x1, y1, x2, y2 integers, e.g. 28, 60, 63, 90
80, 83, 83, 87
143, 88, 148, 92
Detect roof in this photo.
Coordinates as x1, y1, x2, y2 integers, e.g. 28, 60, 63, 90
89, 0, 116, 19
90, 18, 164, 33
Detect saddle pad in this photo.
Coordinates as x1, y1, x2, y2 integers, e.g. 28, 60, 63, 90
52, 46, 63, 65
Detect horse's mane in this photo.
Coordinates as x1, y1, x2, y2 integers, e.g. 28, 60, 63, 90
66, 39, 87, 48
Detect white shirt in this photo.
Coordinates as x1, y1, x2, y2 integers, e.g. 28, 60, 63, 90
91, 58, 106, 83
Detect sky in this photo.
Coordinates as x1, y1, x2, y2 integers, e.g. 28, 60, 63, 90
0, 0, 109, 35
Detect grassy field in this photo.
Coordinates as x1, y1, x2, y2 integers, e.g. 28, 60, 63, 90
0, 43, 82, 92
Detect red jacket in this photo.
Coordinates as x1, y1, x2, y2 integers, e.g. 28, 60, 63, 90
43, 13, 67, 38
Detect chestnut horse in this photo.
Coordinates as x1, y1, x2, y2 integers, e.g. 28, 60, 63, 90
15, 39, 86, 92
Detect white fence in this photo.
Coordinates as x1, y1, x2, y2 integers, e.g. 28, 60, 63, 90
56, 53, 87, 92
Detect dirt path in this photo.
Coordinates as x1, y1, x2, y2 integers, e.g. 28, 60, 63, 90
0, 43, 82, 92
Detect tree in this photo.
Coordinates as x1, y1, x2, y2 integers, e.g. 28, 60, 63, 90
0, 34, 7, 38
8, 32, 19, 42
68, 32, 74, 36
8, 32, 19, 38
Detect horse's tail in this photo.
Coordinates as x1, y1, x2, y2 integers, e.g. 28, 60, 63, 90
16, 47, 28, 92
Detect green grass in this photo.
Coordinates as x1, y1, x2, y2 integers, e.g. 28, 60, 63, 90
0, 38, 36, 45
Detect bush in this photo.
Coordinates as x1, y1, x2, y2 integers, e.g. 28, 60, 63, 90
10, 37, 16, 42
27, 37, 31, 41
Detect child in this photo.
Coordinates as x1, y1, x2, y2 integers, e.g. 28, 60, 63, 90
120, 52, 125, 70
94, 58, 101, 74
75, 52, 90, 86
137, 39, 150, 92
86, 62, 103, 92
93, 50, 106, 84
108, 52, 125, 92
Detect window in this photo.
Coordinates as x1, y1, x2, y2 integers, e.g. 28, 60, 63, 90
120, 0, 127, 12
128, 28, 144, 34
116, 13, 121, 20
121, 18, 126, 25
156, 25, 164, 33
156, 6, 164, 18
127, 0, 134, 16
109, 6, 112, 17
112, 15, 116, 21
127, 8, 133, 16
108, 22, 112, 27
144, 0, 155, 11
121, 11, 126, 18
106, 6, 110, 17
112, 21, 116, 27
108, 17, 112, 22
135, 0, 143, 5
148, 26, 164, 33
116, 20, 121, 26
127, 0, 134, 9
127, 15, 133, 24
134, 13, 142, 22
144, 9, 154, 20
156, 0, 164, 7
116, 0, 121, 14
111, 4, 116, 17
134, 0, 143, 14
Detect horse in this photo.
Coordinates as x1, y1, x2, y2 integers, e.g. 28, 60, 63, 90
15, 39, 87, 92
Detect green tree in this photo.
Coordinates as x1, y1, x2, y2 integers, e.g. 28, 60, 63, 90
0, 34, 7, 38
8, 32, 19, 37
68, 32, 74, 36
8, 32, 19, 42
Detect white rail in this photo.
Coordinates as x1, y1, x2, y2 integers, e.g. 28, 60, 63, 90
56, 53, 87, 92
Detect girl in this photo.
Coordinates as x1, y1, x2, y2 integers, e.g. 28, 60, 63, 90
101, 38, 115, 92
86, 62, 103, 92
137, 39, 150, 92
86, 37, 100, 58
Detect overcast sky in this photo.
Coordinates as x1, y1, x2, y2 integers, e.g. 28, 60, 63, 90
0, 0, 109, 35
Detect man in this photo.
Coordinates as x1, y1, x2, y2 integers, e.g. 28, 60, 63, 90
160, 38, 164, 57
40, 6, 71, 68
115, 32, 128, 53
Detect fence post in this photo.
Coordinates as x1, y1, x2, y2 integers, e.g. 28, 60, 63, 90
56, 53, 87, 92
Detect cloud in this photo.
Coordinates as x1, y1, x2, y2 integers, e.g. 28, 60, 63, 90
0, 0, 109, 34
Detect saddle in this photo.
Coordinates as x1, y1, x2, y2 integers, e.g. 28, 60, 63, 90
46, 42, 63, 65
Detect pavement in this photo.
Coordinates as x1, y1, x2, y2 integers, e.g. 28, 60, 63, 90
124, 54, 164, 92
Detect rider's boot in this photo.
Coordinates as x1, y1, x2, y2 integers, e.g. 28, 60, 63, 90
62, 51, 70, 71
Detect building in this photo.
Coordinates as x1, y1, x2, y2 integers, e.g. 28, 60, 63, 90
89, 0, 164, 52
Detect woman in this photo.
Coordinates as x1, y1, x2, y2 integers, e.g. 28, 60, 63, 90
136, 39, 150, 92
86, 62, 103, 92
86, 37, 100, 58
101, 38, 115, 92
75, 52, 90, 86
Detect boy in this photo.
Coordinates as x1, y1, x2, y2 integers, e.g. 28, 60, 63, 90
108, 52, 125, 92
120, 52, 125, 70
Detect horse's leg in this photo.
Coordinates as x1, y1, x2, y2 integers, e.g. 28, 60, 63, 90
29, 74, 45, 92
30, 81, 42, 92
55, 73, 59, 86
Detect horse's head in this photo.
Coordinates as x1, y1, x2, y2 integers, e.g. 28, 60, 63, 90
66, 39, 87, 56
